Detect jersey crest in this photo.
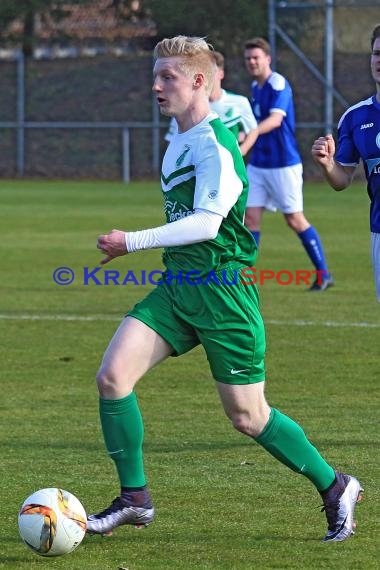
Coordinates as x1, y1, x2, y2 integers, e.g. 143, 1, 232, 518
175, 144, 191, 168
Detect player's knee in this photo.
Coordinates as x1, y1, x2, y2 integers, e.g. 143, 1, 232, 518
96, 366, 112, 394
229, 405, 270, 438
285, 216, 297, 230
96, 365, 123, 397
230, 412, 260, 438
231, 415, 250, 435
96, 360, 137, 397
285, 213, 308, 232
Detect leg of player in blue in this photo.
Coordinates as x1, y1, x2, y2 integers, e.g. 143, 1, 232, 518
297, 226, 334, 291
250, 230, 261, 247
245, 164, 334, 292
282, 210, 334, 292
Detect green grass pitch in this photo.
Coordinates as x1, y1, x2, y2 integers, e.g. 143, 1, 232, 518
0, 179, 379, 569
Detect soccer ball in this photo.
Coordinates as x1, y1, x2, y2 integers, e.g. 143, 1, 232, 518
18, 488, 87, 557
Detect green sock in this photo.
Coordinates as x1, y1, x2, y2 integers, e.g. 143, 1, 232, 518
255, 408, 335, 491
99, 392, 146, 488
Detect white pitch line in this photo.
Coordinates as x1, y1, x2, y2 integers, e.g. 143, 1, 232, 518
0, 314, 379, 328
0, 314, 120, 322
266, 319, 380, 329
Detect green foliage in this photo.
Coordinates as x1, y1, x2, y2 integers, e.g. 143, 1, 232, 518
145, 0, 268, 56
0, 0, 88, 23
0, 0, 93, 55
0, 179, 378, 569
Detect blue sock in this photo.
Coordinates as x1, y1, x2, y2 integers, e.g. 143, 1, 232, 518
251, 231, 261, 247
298, 226, 329, 279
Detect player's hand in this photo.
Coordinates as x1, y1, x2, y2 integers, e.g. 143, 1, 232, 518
311, 134, 336, 167
97, 229, 128, 265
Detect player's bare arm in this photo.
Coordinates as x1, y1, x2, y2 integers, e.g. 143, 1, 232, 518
256, 111, 283, 135
311, 134, 355, 191
239, 127, 259, 156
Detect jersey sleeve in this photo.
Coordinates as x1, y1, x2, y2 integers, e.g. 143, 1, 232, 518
193, 136, 243, 217
237, 97, 258, 133
267, 74, 289, 116
125, 209, 223, 251
335, 114, 361, 166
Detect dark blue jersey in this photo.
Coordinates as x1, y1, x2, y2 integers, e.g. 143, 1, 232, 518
336, 95, 380, 233
248, 72, 301, 168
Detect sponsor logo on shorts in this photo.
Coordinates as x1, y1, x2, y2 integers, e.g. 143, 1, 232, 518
230, 368, 249, 375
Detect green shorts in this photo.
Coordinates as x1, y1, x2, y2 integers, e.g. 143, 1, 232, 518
128, 265, 266, 385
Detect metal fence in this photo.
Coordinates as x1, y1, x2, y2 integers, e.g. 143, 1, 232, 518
269, 0, 378, 135
0, 50, 166, 181
0, 3, 378, 181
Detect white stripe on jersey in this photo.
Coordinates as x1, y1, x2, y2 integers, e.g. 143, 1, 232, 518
337, 96, 373, 129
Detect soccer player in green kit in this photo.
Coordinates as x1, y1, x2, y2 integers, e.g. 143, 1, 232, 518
87, 36, 362, 542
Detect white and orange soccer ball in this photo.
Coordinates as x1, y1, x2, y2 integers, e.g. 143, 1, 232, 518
18, 488, 87, 557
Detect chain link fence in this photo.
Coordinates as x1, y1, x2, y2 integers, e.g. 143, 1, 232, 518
0, 1, 378, 180
0, 51, 168, 180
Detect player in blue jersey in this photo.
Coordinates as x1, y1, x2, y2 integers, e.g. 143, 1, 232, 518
312, 24, 380, 302
243, 37, 334, 291
86, 36, 362, 542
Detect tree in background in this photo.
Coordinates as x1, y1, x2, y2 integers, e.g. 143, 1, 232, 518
0, 0, 157, 56
0, 0, 93, 56
144, 0, 267, 56
0, 0, 267, 58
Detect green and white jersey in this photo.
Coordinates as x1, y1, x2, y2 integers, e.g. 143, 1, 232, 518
161, 112, 256, 275
211, 89, 257, 138
165, 90, 257, 142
